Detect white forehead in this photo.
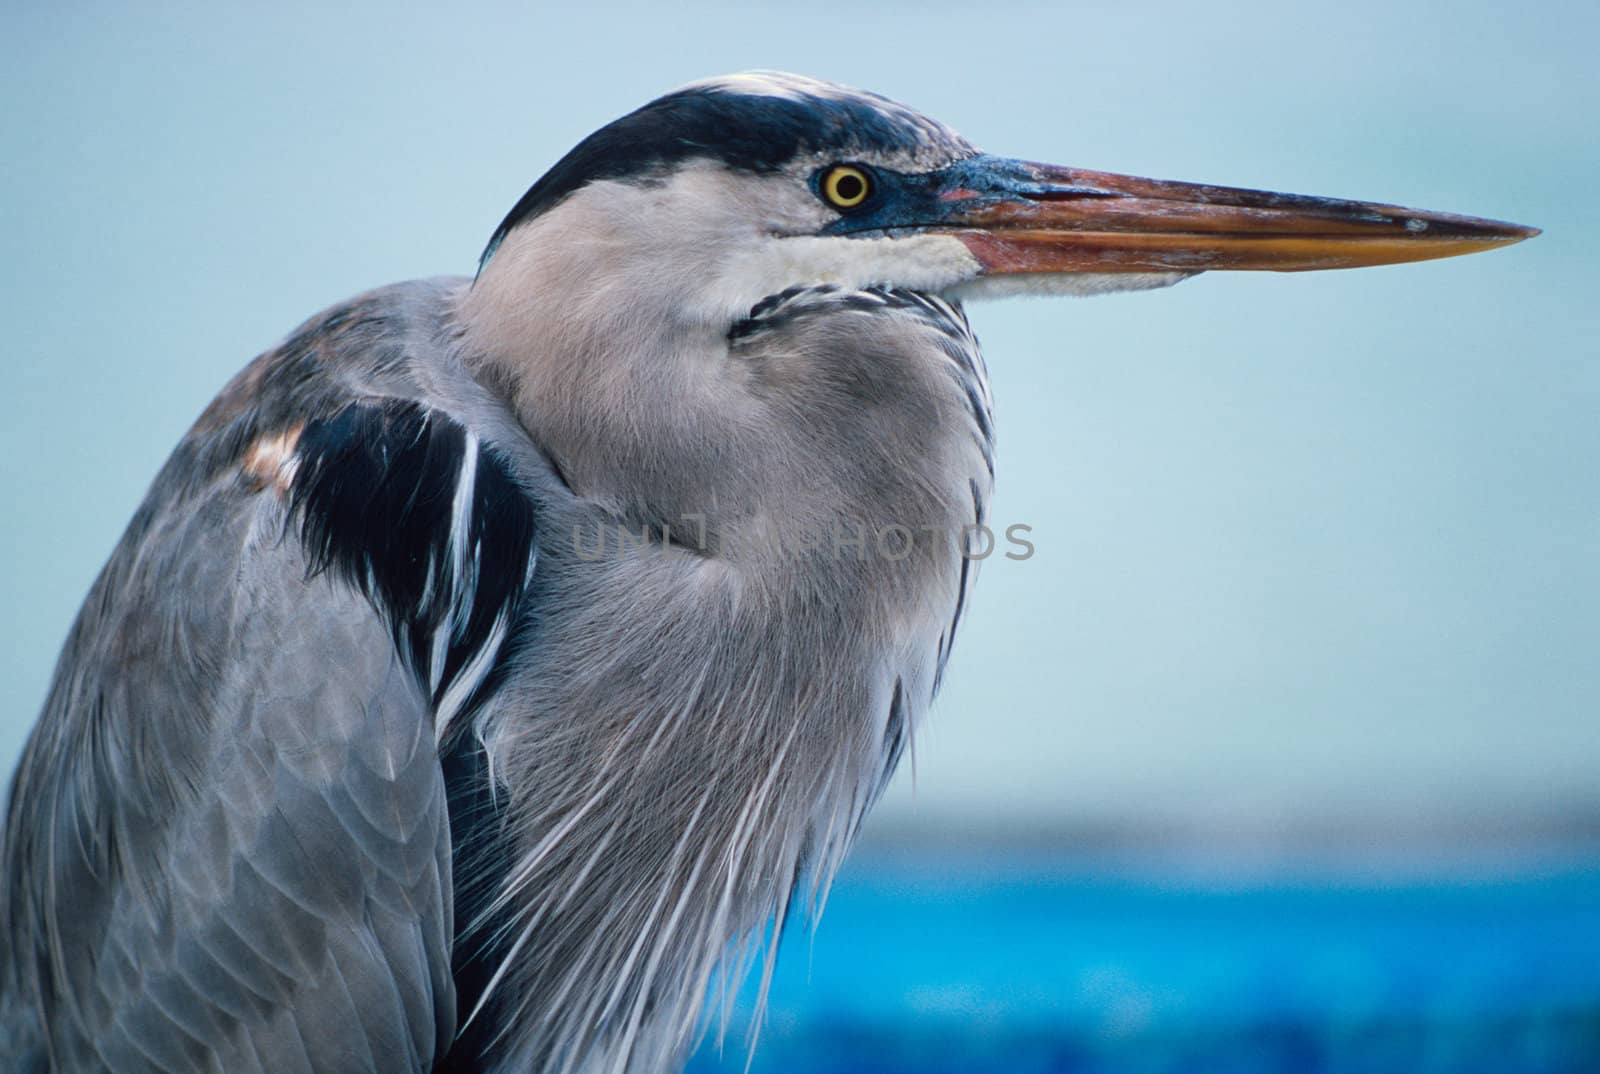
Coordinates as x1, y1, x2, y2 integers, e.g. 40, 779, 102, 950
679, 71, 870, 103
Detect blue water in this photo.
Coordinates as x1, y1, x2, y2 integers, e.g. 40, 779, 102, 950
688, 851, 1600, 1074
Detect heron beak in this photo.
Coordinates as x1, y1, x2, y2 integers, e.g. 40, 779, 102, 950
932, 156, 1538, 275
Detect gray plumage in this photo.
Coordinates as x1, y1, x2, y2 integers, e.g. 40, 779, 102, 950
0, 70, 1533, 1074
2, 71, 993, 1071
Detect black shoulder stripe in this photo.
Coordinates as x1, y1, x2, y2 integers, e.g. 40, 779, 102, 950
436, 728, 514, 1072
289, 401, 538, 723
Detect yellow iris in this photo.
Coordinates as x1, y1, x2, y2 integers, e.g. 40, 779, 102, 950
821, 165, 871, 209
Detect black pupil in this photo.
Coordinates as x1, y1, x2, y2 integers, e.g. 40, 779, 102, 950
834, 172, 865, 201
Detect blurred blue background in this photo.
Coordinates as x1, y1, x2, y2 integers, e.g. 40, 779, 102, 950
3, 2, 1596, 1071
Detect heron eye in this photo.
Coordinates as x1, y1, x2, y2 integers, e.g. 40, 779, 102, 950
820, 165, 872, 209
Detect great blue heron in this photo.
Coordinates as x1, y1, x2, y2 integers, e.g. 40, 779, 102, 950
0, 72, 1533, 1074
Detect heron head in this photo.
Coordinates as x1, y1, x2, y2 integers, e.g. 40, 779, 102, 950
475, 71, 1535, 327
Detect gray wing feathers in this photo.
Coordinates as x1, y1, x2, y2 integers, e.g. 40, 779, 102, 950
5, 474, 455, 1071
1, 279, 521, 1072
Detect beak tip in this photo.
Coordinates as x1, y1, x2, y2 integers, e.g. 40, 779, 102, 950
1478, 219, 1540, 253
1413, 212, 1539, 244
1476, 217, 1539, 242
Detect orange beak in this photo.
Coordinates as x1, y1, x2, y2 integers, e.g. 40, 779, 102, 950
913, 156, 1537, 275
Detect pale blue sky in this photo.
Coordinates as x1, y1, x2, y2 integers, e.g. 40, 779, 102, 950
2, 1, 1595, 840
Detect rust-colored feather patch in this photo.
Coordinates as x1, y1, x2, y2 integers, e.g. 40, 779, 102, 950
241, 422, 305, 495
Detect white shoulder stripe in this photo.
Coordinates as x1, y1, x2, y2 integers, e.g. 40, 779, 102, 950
431, 431, 480, 693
